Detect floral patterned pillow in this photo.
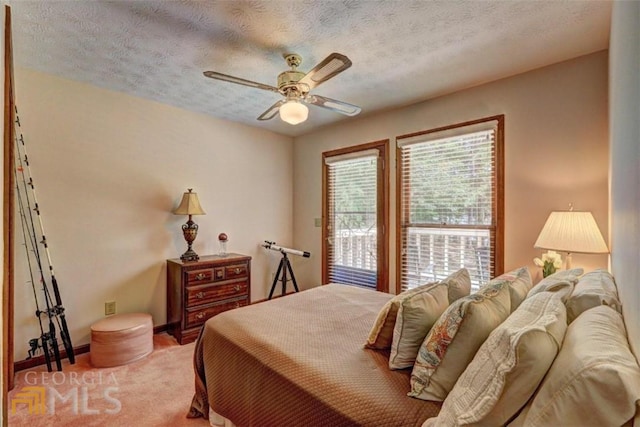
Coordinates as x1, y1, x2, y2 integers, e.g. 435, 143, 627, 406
409, 270, 516, 401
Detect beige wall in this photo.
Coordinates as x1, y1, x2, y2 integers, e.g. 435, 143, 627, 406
610, 0, 640, 358
12, 68, 293, 359
293, 51, 609, 292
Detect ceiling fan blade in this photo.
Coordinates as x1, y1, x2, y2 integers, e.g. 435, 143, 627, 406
298, 53, 352, 91
203, 71, 280, 93
305, 95, 361, 117
258, 100, 285, 121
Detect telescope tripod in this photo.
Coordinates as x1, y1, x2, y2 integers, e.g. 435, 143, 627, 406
268, 252, 300, 299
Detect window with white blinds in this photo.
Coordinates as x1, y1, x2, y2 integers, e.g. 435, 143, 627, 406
323, 141, 388, 292
397, 116, 504, 293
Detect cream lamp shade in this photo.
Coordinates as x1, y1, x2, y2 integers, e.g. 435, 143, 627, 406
174, 189, 206, 215
174, 189, 206, 262
534, 209, 608, 268
279, 100, 308, 125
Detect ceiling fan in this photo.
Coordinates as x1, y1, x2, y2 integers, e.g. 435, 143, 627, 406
203, 52, 361, 125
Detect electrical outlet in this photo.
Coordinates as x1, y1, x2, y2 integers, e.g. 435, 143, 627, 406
105, 301, 116, 316
314, 218, 322, 227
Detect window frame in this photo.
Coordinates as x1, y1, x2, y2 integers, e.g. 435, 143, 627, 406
322, 139, 389, 292
395, 115, 504, 294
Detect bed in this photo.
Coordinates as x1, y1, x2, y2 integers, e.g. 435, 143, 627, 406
188, 283, 441, 426
188, 269, 640, 427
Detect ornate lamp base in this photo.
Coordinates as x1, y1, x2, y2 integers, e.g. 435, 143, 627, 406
180, 216, 200, 262
180, 249, 200, 262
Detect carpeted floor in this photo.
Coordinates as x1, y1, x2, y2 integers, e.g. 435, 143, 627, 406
8, 333, 210, 426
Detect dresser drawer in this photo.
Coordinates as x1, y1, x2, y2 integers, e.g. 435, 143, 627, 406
225, 263, 249, 280
187, 266, 241, 285
186, 268, 214, 285
185, 297, 248, 329
185, 281, 248, 307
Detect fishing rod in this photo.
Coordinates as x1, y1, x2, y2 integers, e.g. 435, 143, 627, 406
14, 166, 52, 371
14, 106, 74, 369
15, 133, 61, 371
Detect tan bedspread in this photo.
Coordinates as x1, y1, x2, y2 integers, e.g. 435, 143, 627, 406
188, 284, 440, 426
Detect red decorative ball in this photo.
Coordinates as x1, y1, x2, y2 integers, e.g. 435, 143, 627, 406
218, 233, 228, 241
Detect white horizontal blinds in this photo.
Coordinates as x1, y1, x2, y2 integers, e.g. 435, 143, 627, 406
398, 122, 498, 292
326, 151, 379, 289
324, 148, 379, 164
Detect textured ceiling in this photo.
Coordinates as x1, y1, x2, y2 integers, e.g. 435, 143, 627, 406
6, 0, 611, 137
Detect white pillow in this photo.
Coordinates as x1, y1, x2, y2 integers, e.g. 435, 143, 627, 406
510, 305, 640, 426
424, 291, 566, 426
526, 268, 583, 302
566, 268, 622, 323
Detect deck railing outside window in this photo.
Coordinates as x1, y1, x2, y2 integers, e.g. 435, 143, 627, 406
329, 211, 377, 289
331, 214, 491, 292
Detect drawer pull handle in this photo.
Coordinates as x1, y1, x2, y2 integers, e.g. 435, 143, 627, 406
195, 273, 206, 280
234, 302, 240, 308
233, 285, 240, 292
235, 268, 241, 274
216, 271, 223, 278
196, 291, 205, 299
195, 312, 205, 320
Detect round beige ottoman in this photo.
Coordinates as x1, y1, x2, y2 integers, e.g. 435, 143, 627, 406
90, 313, 153, 368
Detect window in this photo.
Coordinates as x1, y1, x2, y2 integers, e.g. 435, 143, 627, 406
396, 116, 504, 293
323, 140, 389, 292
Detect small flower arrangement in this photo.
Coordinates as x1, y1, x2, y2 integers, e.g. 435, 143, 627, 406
533, 250, 563, 278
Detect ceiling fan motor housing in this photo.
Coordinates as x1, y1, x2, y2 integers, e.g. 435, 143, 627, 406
278, 70, 307, 95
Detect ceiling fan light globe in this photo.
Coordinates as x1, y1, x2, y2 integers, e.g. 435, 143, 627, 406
280, 100, 308, 125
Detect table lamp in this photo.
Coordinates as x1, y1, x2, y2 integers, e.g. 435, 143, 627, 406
534, 205, 608, 269
174, 188, 206, 262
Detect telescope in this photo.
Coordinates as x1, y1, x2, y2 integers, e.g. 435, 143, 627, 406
262, 241, 310, 258
262, 241, 310, 299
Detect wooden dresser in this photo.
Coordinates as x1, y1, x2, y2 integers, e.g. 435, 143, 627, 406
166, 253, 251, 344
